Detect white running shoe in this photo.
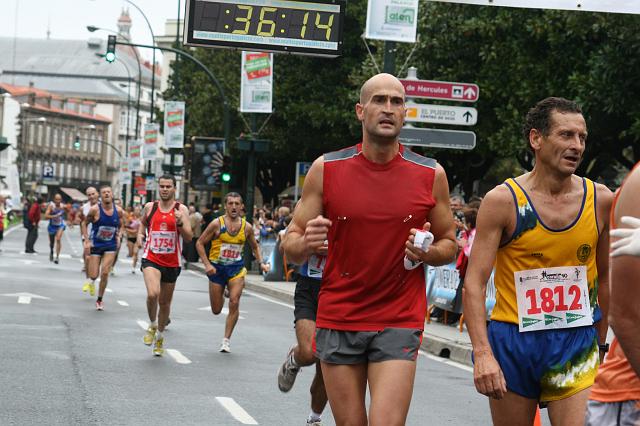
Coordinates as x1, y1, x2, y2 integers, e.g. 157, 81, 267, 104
278, 345, 300, 392
219, 338, 231, 353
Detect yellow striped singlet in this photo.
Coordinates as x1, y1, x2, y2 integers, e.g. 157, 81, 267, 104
208, 216, 247, 265
490, 177, 600, 324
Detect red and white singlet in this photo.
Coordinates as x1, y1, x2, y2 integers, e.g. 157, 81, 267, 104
142, 202, 181, 267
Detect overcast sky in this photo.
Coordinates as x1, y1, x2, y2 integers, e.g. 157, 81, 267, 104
1, 0, 184, 61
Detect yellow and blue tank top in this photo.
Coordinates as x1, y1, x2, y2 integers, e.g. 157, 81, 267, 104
209, 216, 246, 266
491, 177, 600, 324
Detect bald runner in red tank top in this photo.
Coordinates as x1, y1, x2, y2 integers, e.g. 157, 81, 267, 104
318, 143, 436, 331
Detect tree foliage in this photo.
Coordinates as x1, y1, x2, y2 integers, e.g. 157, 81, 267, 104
163, 2, 640, 203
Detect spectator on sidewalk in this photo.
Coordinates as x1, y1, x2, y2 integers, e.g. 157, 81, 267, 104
25, 196, 43, 253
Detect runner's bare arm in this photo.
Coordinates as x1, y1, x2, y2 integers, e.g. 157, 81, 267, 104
81, 205, 98, 241
282, 156, 330, 264
176, 204, 192, 242
463, 185, 512, 399
405, 164, 457, 266
44, 204, 54, 219
195, 218, 221, 272
245, 222, 269, 273
609, 167, 640, 374
594, 183, 613, 358
137, 202, 153, 246
117, 207, 126, 244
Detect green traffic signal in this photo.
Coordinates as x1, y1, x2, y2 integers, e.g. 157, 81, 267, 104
74, 135, 81, 150
221, 172, 231, 183
106, 35, 117, 63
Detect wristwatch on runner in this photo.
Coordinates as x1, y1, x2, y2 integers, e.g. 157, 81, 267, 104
598, 343, 610, 353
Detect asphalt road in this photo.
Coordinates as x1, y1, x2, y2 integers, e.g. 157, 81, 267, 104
0, 224, 493, 425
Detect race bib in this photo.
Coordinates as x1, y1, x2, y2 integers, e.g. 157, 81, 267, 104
308, 254, 326, 278
150, 231, 176, 254
515, 266, 592, 332
96, 226, 116, 241
219, 243, 242, 263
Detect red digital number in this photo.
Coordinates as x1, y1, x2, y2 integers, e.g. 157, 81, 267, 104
568, 285, 582, 310
525, 289, 542, 315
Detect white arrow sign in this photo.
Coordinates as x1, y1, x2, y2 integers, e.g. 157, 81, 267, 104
405, 103, 478, 126
2, 292, 51, 304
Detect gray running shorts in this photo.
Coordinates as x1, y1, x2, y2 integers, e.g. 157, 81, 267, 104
585, 400, 640, 426
314, 327, 422, 364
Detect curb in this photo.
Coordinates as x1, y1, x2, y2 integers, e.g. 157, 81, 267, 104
187, 262, 473, 366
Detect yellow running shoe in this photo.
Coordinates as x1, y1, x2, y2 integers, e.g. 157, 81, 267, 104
153, 335, 164, 357
89, 282, 95, 297
143, 326, 157, 346
82, 281, 90, 293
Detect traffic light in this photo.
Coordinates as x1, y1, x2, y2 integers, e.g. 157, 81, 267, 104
221, 155, 232, 183
74, 135, 81, 150
105, 35, 116, 63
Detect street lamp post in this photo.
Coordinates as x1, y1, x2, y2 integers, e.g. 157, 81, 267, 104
18, 114, 46, 196
123, 0, 156, 124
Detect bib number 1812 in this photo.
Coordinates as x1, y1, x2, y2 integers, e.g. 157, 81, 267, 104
525, 285, 582, 315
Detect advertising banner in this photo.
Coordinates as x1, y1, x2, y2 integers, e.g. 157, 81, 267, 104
134, 175, 146, 195
120, 161, 131, 185
164, 101, 185, 148
240, 52, 273, 113
190, 137, 225, 189
428, 0, 640, 15
128, 139, 142, 172
143, 123, 159, 158
365, 0, 419, 43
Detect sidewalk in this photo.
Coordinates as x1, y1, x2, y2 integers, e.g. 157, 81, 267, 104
188, 263, 473, 366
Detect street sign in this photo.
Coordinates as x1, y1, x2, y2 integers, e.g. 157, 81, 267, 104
294, 161, 312, 201
184, 0, 347, 57
400, 79, 479, 102
42, 163, 55, 179
365, 0, 419, 43
399, 126, 476, 150
406, 103, 478, 126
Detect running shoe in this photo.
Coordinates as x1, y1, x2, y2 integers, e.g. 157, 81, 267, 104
153, 335, 164, 356
96, 300, 104, 311
89, 282, 95, 297
110, 268, 116, 276
278, 346, 300, 392
219, 338, 231, 353
82, 281, 91, 293
143, 326, 157, 346
49, 252, 53, 262
54, 257, 59, 264
307, 421, 322, 426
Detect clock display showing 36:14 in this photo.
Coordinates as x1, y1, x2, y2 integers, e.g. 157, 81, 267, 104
185, 0, 346, 57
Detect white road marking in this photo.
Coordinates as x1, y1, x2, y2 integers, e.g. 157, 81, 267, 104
419, 350, 473, 373
197, 306, 245, 319
105, 288, 113, 293
63, 231, 79, 257
244, 290, 294, 310
215, 397, 258, 425
117, 300, 129, 307
166, 349, 191, 365
18, 296, 31, 304
136, 319, 148, 330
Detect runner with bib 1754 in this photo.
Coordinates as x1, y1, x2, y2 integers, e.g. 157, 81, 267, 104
138, 175, 192, 357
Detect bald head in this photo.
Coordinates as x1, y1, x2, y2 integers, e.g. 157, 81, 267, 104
359, 73, 405, 104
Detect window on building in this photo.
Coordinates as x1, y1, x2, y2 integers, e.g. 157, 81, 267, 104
59, 162, 65, 180
52, 128, 58, 149
27, 160, 33, 177
35, 160, 42, 177
67, 163, 73, 180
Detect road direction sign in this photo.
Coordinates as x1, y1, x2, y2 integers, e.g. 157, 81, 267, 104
399, 126, 476, 150
406, 103, 478, 126
400, 79, 479, 102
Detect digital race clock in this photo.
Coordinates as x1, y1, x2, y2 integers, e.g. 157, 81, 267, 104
184, 0, 346, 57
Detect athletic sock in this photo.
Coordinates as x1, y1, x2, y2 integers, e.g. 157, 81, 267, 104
289, 353, 299, 368
156, 330, 163, 340
97, 296, 103, 302
150, 320, 158, 328
308, 411, 322, 423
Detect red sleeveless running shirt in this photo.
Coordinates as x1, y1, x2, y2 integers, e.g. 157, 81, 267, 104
318, 143, 436, 331
142, 202, 181, 267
